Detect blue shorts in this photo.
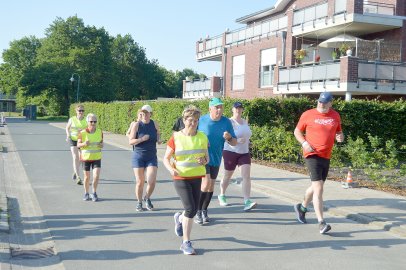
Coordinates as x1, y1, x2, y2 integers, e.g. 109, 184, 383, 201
131, 151, 158, 168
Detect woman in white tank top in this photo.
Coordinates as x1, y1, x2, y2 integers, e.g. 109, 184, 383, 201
218, 102, 257, 211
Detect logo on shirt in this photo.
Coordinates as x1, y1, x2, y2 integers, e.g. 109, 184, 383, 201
314, 118, 335, 126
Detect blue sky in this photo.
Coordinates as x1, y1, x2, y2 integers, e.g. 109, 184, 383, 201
0, 0, 276, 75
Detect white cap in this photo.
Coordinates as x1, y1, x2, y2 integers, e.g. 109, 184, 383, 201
141, 104, 152, 113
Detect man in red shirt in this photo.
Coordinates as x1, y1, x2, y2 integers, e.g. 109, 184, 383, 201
293, 92, 344, 234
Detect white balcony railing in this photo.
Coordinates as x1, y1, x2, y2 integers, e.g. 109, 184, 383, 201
363, 1, 395, 16
278, 62, 340, 86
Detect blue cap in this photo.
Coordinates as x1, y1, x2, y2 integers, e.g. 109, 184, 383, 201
318, 92, 333, 103
233, 101, 243, 108
209, 97, 224, 107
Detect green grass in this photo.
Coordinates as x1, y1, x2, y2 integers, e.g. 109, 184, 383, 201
1, 112, 22, 117
36, 115, 68, 122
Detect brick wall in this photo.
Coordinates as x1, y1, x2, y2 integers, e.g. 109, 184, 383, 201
224, 37, 280, 99
340, 56, 358, 83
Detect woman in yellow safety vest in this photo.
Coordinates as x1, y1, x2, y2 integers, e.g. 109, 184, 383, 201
77, 113, 103, 202
163, 105, 209, 256
65, 104, 87, 185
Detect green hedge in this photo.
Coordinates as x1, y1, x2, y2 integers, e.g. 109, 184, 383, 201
70, 97, 406, 152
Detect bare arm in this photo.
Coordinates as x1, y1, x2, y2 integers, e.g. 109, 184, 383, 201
163, 146, 179, 177
294, 128, 314, 153
128, 122, 149, 145
154, 120, 162, 144
65, 118, 72, 141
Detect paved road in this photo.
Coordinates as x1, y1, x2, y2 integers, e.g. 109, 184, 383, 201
2, 119, 406, 270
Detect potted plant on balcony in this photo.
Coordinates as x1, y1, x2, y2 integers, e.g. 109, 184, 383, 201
293, 49, 307, 65
339, 43, 352, 56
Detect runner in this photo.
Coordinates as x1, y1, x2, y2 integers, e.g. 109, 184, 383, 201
77, 113, 103, 202
293, 92, 344, 234
163, 105, 209, 255
218, 101, 257, 211
65, 104, 87, 185
195, 97, 236, 224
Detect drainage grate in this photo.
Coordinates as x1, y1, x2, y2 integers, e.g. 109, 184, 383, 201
11, 247, 55, 260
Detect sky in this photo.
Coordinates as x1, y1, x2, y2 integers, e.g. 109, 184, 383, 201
0, 0, 276, 76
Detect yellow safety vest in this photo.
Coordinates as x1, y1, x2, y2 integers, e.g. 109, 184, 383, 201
174, 131, 208, 177
80, 128, 103, 161
70, 116, 87, 141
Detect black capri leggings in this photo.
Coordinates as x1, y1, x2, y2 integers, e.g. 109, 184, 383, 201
173, 178, 202, 218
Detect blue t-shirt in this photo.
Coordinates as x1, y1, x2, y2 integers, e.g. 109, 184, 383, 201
198, 114, 236, 166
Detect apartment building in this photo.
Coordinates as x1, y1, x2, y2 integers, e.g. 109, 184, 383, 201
184, 0, 406, 101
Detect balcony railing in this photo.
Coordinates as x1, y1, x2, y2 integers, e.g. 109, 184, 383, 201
183, 77, 222, 99
363, 1, 395, 16
278, 61, 340, 87
292, 2, 328, 31
197, 16, 287, 60
358, 61, 406, 89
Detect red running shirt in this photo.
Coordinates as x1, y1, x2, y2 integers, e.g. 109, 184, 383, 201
296, 108, 342, 159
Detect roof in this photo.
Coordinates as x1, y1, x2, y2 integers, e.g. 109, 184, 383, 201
235, 0, 290, 24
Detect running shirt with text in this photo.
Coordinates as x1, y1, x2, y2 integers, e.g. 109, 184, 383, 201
296, 108, 342, 159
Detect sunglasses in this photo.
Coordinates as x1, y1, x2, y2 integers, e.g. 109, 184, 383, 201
78, 110, 85, 112
89, 121, 97, 123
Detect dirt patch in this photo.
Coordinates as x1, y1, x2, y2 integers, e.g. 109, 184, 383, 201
253, 159, 406, 197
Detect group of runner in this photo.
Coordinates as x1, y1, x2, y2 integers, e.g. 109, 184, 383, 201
65, 92, 344, 255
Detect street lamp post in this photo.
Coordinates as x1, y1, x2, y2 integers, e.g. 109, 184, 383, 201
69, 73, 80, 102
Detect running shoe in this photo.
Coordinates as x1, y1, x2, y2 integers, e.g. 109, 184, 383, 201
136, 202, 143, 212
76, 176, 83, 185
319, 221, 332, 234
243, 199, 257, 211
91, 192, 98, 202
174, 212, 183, 237
294, 203, 307, 224
194, 210, 203, 225
83, 193, 90, 201
72, 172, 77, 180
144, 198, 154, 211
202, 210, 210, 223
218, 194, 228, 206
180, 241, 196, 255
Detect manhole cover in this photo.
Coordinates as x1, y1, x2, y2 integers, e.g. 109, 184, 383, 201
11, 247, 55, 260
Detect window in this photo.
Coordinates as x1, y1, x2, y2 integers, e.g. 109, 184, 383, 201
232, 55, 245, 90
260, 48, 276, 87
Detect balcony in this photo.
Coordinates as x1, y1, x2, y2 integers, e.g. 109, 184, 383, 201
292, 1, 402, 39
183, 77, 223, 100
197, 16, 288, 62
276, 58, 406, 96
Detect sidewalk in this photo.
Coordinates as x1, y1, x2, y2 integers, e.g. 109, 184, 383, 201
47, 123, 406, 238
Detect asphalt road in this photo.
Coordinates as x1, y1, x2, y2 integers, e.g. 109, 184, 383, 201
5, 119, 406, 270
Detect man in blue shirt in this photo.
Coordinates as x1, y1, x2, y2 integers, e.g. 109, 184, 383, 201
196, 97, 237, 224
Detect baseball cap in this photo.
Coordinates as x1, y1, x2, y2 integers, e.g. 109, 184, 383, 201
141, 104, 152, 113
318, 92, 333, 103
233, 101, 243, 108
209, 97, 224, 107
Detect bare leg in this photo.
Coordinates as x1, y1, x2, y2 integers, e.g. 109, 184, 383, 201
133, 168, 145, 201
302, 180, 324, 222
240, 164, 251, 201
220, 170, 234, 195
200, 174, 211, 192
311, 180, 324, 222
70, 146, 80, 176
83, 170, 91, 193
181, 214, 193, 242
92, 167, 101, 193
145, 166, 157, 198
